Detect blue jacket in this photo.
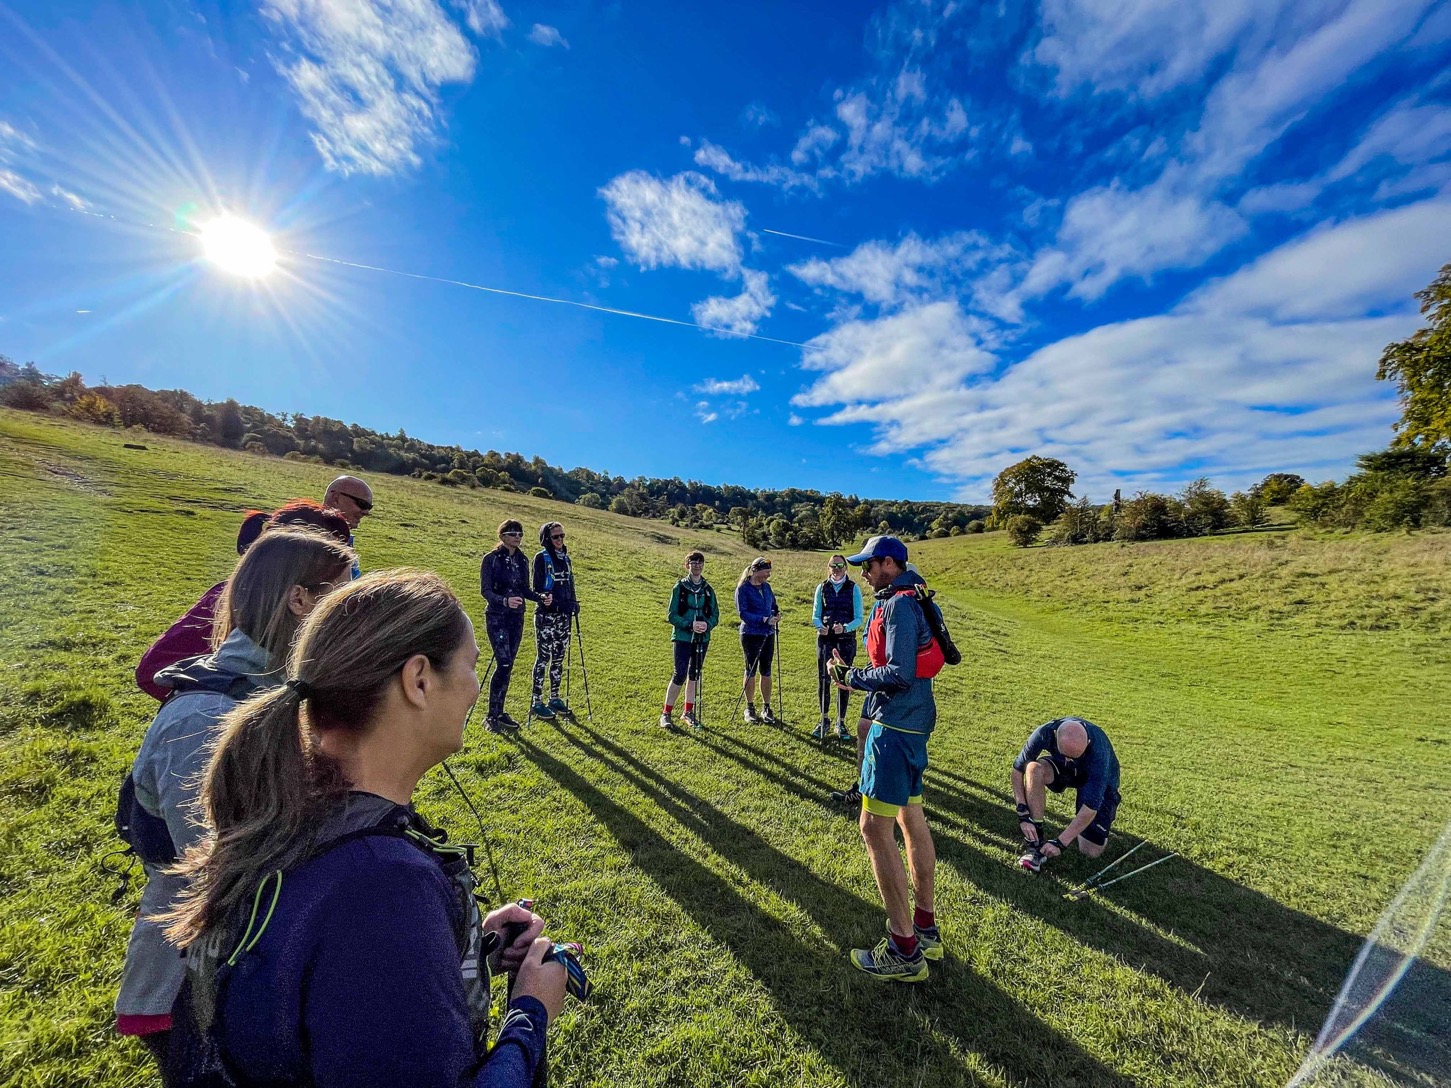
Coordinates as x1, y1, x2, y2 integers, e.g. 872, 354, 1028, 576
174, 793, 549, 1088
1014, 718, 1121, 811
848, 569, 937, 735
734, 581, 778, 636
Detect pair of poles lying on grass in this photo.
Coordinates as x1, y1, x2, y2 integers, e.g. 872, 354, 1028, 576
1060, 840, 1179, 901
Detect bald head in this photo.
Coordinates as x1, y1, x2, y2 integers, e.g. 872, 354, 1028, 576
1056, 718, 1089, 758
324, 475, 373, 529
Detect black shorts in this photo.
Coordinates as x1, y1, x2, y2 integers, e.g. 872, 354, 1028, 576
741, 633, 774, 677
1037, 755, 1119, 846
671, 640, 708, 684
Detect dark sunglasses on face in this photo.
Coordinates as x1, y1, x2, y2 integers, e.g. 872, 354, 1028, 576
338, 492, 373, 511
551, 533, 565, 540
502, 531, 523, 538
829, 563, 846, 569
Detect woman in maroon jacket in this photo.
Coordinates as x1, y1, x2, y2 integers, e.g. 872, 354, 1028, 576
135, 502, 351, 700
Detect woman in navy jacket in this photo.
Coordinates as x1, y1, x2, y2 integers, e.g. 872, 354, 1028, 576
734, 557, 780, 724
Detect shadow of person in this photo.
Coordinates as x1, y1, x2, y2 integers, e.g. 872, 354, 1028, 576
514, 723, 1140, 1088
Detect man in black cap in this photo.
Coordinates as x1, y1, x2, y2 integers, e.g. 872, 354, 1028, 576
825, 535, 943, 982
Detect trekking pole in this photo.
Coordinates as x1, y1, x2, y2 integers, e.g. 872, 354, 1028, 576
692, 635, 706, 731
572, 612, 594, 722
1065, 851, 1178, 901
730, 636, 771, 723
1062, 840, 1147, 898
773, 615, 785, 724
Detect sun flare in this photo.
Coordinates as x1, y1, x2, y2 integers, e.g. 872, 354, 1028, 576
199, 214, 278, 278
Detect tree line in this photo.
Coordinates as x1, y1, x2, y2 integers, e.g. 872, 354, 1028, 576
0, 359, 985, 549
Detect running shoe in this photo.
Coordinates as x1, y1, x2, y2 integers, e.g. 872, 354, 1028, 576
485, 715, 519, 735
760, 705, 780, 726
530, 701, 556, 720
913, 923, 944, 961
834, 720, 851, 743
744, 705, 762, 725
681, 710, 702, 732
659, 712, 675, 731
1018, 848, 1045, 873
547, 697, 569, 713
496, 711, 523, 730
849, 937, 928, 983
812, 718, 830, 740
830, 784, 862, 805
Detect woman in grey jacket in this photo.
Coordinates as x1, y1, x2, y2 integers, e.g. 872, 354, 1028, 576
115, 528, 355, 1075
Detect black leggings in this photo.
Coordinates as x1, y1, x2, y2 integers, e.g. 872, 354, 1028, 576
817, 634, 857, 720
741, 632, 774, 677
486, 610, 525, 716
671, 639, 708, 684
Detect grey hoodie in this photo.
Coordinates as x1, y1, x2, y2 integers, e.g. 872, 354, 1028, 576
116, 629, 276, 1024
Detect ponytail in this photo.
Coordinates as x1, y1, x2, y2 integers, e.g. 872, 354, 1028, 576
163, 682, 339, 946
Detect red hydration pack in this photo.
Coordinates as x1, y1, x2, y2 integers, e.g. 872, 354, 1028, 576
865, 588, 947, 679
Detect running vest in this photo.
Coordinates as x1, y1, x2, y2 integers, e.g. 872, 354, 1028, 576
865, 589, 946, 679
818, 579, 855, 628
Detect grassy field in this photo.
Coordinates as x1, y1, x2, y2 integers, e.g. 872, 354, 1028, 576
0, 407, 1447, 1088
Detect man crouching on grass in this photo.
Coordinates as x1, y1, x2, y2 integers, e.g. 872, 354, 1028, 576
1012, 716, 1121, 873
826, 535, 942, 982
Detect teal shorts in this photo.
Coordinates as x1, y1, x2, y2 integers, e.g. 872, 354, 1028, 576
859, 722, 928, 817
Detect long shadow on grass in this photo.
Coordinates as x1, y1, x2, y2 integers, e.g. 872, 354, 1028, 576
922, 767, 1451, 1080
516, 724, 1138, 1088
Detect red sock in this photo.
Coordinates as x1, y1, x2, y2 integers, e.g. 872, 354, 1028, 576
683, 702, 694, 714
663, 704, 674, 714
890, 931, 918, 957
914, 907, 935, 931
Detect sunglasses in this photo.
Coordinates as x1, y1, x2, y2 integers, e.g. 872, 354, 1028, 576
338, 492, 373, 512
502, 530, 523, 538
551, 533, 566, 540
829, 563, 846, 569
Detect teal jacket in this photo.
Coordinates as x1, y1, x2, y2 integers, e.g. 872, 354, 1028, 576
668, 577, 720, 644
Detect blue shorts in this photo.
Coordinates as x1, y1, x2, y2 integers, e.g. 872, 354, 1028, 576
1037, 756, 1120, 845
859, 723, 928, 817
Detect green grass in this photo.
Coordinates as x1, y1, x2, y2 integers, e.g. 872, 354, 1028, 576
1, 407, 1448, 1087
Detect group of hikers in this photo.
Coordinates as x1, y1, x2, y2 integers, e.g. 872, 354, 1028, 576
113, 472, 1122, 1087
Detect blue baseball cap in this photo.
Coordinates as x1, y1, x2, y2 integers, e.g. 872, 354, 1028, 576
846, 535, 909, 565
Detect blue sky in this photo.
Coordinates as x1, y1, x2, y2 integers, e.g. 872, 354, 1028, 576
2, 0, 1449, 502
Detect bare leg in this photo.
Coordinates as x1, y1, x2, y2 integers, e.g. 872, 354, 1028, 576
1024, 760, 1054, 822
760, 675, 773, 705
664, 681, 682, 708
860, 809, 913, 938
743, 674, 758, 704
896, 803, 936, 914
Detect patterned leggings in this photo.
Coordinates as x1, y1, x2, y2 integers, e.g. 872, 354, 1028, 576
531, 612, 572, 701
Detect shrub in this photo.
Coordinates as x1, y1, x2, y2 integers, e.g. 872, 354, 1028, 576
67, 392, 120, 426
576, 492, 604, 508
1005, 514, 1042, 547
1044, 497, 1103, 546
1228, 490, 1267, 529
1179, 478, 1230, 536
1115, 492, 1181, 542
966, 519, 985, 534
528, 486, 552, 499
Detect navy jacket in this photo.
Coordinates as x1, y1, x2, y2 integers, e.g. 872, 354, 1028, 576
532, 549, 579, 616
1013, 717, 1121, 811
171, 794, 549, 1088
481, 547, 543, 614
734, 581, 778, 636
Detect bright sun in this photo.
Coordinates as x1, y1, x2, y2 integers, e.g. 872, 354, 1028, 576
199, 214, 278, 278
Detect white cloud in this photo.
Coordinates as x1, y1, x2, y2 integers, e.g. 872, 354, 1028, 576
1024, 172, 1248, 301
261, 0, 493, 175
599, 171, 746, 275
695, 401, 719, 424
694, 374, 761, 396
794, 301, 996, 408
797, 198, 1451, 496
791, 124, 839, 165
742, 102, 778, 128
0, 168, 41, 204
831, 74, 972, 182
789, 231, 999, 309
455, 0, 507, 37
788, 414, 805, 426
1013, 0, 1441, 302
594, 255, 619, 268
527, 23, 568, 48
692, 141, 817, 191
50, 185, 90, 211
691, 270, 776, 337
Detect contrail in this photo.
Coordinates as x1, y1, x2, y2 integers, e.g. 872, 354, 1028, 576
297, 252, 805, 348
760, 228, 847, 248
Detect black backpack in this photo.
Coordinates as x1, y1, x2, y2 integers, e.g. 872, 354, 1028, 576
901, 585, 963, 667
114, 770, 179, 865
